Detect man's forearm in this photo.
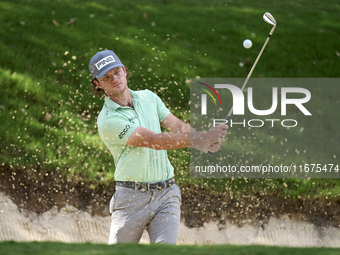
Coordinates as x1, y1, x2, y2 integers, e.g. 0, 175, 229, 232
149, 132, 191, 150
148, 130, 215, 151
127, 128, 209, 151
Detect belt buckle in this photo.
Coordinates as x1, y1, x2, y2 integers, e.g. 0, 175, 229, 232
138, 182, 148, 192
160, 181, 166, 189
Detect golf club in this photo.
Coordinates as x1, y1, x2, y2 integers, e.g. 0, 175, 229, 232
208, 12, 277, 156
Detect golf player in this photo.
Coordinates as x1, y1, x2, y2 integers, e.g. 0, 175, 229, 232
89, 50, 227, 244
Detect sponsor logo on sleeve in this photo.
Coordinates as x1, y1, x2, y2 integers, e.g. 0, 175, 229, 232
118, 125, 131, 139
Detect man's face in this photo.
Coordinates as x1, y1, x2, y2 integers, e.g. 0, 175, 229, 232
96, 67, 127, 96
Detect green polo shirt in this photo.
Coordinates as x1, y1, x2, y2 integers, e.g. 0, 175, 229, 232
97, 89, 174, 182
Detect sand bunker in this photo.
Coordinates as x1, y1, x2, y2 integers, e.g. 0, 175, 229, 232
0, 192, 339, 247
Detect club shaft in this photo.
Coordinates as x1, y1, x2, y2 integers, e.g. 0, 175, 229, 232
227, 33, 273, 119
208, 15, 276, 156
208, 28, 275, 156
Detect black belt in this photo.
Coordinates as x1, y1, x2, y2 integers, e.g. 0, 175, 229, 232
116, 178, 175, 191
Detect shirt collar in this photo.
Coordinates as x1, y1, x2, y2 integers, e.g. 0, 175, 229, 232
104, 89, 139, 111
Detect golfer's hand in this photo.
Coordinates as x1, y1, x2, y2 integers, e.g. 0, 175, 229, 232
193, 125, 228, 153
207, 141, 222, 153
206, 124, 228, 153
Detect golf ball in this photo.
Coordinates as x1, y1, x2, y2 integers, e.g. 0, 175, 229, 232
243, 39, 252, 49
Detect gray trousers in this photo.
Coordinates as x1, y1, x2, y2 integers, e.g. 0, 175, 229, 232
108, 184, 181, 244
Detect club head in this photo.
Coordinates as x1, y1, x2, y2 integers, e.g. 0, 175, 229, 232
263, 12, 276, 26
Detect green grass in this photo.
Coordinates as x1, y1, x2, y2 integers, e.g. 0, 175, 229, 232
1, 0, 340, 197
1, 242, 340, 255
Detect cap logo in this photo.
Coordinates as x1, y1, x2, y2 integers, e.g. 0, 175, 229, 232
95, 55, 116, 70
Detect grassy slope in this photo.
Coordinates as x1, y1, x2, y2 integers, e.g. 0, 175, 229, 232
1, 242, 340, 255
0, 0, 339, 197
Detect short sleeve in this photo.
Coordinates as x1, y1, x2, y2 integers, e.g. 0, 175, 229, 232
146, 90, 171, 122
98, 115, 139, 146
